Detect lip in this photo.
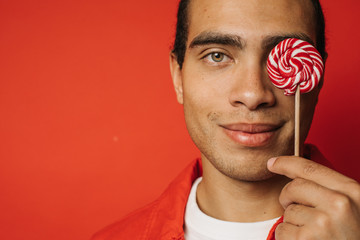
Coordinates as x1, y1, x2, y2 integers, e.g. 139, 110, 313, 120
221, 123, 281, 147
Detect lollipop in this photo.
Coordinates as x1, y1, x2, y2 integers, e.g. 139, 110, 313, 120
267, 38, 324, 156
267, 38, 324, 96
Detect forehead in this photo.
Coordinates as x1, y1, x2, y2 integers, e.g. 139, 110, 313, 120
187, 0, 316, 46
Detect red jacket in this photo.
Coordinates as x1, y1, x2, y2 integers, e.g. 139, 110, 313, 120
91, 144, 330, 240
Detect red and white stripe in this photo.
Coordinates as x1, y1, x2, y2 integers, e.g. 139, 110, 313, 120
267, 38, 324, 96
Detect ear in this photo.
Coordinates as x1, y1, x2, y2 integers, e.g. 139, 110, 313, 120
323, 52, 328, 63
169, 52, 184, 104
317, 52, 328, 91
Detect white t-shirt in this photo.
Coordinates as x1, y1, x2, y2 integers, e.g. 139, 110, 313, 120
184, 177, 280, 240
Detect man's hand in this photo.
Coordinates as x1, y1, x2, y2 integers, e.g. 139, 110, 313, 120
267, 156, 360, 239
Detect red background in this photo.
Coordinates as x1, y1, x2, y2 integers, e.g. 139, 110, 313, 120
0, 0, 359, 239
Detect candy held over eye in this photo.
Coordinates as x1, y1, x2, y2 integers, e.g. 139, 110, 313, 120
267, 38, 324, 96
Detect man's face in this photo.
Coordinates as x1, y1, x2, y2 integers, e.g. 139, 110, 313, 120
170, 0, 321, 181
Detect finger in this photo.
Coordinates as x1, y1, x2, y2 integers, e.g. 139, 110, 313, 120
279, 177, 358, 227
276, 221, 332, 240
283, 203, 322, 227
279, 178, 331, 209
275, 222, 299, 240
267, 156, 356, 195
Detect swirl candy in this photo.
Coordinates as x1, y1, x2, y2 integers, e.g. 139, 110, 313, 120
267, 38, 324, 96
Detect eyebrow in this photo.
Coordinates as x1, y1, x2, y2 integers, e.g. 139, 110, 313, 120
189, 32, 244, 49
262, 33, 315, 50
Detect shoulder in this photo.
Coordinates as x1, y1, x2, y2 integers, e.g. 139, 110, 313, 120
90, 200, 159, 240
90, 159, 202, 240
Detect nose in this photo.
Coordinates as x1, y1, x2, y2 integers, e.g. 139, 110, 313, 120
228, 62, 276, 110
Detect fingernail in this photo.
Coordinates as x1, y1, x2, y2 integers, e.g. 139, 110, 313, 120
267, 157, 277, 168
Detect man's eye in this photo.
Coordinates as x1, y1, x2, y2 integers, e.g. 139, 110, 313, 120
203, 52, 232, 66
210, 52, 225, 62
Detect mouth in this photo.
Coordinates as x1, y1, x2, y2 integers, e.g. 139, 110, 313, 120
221, 123, 282, 147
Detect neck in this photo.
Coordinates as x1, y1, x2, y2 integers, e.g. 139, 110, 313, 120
197, 158, 289, 222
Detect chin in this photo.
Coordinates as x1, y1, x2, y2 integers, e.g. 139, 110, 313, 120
219, 161, 276, 182
230, 168, 276, 182
203, 149, 280, 182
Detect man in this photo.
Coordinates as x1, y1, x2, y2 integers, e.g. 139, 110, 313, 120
92, 0, 360, 239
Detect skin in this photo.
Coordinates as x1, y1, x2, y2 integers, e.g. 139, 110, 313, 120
170, 0, 360, 238
268, 157, 360, 239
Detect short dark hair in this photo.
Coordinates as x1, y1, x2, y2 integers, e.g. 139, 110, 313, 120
172, 0, 327, 69
172, 0, 190, 69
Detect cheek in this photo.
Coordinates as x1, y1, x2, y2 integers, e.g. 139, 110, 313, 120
301, 93, 318, 125
182, 83, 218, 133
182, 59, 234, 98
298, 89, 319, 142
181, 75, 210, 138
181, 68, 230, 112
274, 89, 296, 117
301, 87, 319, 115
182, 90, 219, 156
181, 70, 227, 145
